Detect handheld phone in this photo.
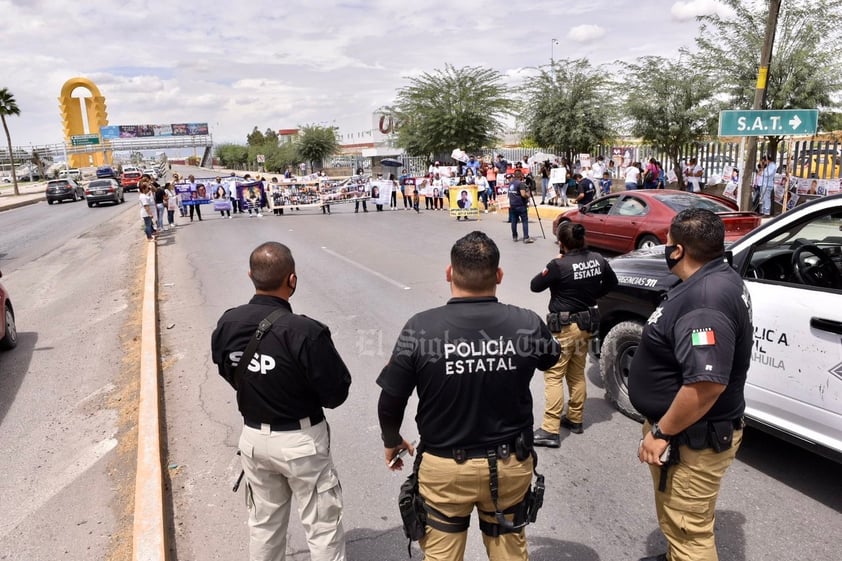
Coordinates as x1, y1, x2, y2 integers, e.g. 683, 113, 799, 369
659, 444, 671, 464
388, 441, 417, 468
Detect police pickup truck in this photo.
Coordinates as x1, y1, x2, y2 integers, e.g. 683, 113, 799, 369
596, 193, 842, 460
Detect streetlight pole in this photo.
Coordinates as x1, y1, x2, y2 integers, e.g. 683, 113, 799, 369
550, 38, 559, 65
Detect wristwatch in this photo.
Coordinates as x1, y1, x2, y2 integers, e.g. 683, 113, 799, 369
650, 422, 672, 441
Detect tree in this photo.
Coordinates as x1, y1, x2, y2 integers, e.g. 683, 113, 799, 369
215, 143, 249, 168
263, 128, 279, 146
296, 125, 338, 173
520, 59, 618, 159
246, 126, 266, 147
0, 88, 21, 196
690, 0, 842, 156
625, 56, 720, 187
392, 64, 515, 158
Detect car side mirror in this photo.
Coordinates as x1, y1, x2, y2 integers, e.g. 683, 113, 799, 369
724, 250, 734, 267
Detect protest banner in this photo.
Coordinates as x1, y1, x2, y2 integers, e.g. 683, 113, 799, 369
449, 186, 479, 219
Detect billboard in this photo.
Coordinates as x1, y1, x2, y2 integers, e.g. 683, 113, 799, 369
100, 122, 209, 140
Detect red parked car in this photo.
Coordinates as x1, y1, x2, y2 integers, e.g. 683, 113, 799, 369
121, 171, 143, 191
553, 190, 762, 254
0, 270, 17, 351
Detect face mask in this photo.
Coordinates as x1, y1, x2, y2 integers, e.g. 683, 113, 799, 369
664, 244, 683, 271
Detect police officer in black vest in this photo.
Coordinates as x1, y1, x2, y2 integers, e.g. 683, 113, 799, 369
377, 231, 559, 561
211, 241, 351, 561
531, 222, 617, 447
629, 209, 752, 561
573, 172, 597, 209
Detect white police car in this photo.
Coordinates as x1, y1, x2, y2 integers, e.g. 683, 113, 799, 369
596, 193, 842, 461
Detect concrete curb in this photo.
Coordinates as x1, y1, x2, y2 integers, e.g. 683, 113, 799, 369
133, 241, 166, 561
0, 195, 46, 212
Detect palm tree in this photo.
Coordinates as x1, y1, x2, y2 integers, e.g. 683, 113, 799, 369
0, 88, 21, 196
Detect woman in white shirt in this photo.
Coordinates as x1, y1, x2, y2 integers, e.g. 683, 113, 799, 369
139, 183, 156, 240
624, 163, 641, 190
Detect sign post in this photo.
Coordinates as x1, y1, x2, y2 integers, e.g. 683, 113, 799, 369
71, 133, 101, 146
718, 109, 818, 137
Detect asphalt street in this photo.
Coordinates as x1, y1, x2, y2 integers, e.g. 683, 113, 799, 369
0, 165, 838, 560
157, 168, 841, 561
0, 193, 146, 560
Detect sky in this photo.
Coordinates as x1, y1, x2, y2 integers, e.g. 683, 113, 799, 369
0, 0, 738, 149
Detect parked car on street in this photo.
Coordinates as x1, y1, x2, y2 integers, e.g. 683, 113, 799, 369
596, 193, 842, 461
96, 166, 117, 179
553, 190, 761, 254
121, 171, 143, 191
0, 270, 17, 351
142, 168, 158, 180
45, 179, 86, 204
85, 178, 124, 207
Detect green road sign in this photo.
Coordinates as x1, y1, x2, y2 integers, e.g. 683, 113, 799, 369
71, 134, 101, 146
719, 109, 818, 137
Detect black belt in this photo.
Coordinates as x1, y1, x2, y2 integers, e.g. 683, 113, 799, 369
425, 438, 518, 463
647, 417, 745, 430
244, 412, 324, 432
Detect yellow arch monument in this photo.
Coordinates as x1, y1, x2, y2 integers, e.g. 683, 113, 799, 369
58, 77, 110, 168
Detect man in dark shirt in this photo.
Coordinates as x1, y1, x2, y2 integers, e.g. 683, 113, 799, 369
377, 231, 559, 560
574, 173, 596, 209
628, 209, 752, 561
211, 242, 351, 561
508, 172, 534, 243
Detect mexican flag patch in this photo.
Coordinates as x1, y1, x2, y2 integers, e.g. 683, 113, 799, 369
691, 328, 716, 346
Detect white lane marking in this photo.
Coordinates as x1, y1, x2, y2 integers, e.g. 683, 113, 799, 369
321, 247, 411, 290
0, 437, 118, 539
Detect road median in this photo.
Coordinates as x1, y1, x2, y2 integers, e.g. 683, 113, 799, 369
133, 240, 166, 561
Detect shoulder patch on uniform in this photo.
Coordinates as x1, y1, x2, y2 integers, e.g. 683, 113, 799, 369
691, 328, 716, 346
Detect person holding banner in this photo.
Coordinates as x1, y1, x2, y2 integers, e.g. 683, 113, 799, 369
187, 175, 203, 222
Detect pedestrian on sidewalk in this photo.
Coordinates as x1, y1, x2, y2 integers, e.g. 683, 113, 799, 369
164, 182, 177, 229
138, 183, 155, 241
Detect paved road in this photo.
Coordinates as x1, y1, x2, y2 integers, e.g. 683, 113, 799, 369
0, 195, 148, 560
158, 169, 840, 561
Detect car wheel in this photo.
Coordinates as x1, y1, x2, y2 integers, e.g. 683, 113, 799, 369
599, 320, 645, 422
637, 234, 661, 249
88, 202, 94, 208
0, 305, 17, 350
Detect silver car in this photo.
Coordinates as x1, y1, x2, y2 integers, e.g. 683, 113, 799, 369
85, 178, 125, 207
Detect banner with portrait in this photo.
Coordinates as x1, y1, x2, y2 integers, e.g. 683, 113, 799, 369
449, 186, 479, 219
236, 181, 267, 211
370, 180, 393, 206
174, 182, 211, 205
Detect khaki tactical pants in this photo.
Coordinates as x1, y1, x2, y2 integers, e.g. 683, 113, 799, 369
418, 452, 534, 561
239, 419, 345, 561
642, 422, 743, 561
541, 323, 590, 431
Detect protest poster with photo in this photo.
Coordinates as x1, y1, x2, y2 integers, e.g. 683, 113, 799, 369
822, 178, 842, 197
773, 173, 788, 204
235, 181, 266, 211
449, 186, 479, 219
796, 177, 820, 195
370, 180, 393, 206
174, 181, 211, 205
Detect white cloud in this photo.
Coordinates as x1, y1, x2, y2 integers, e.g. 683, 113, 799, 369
567, 24, 606, 43
1, 0, 705, 146
670, 0, 736, 21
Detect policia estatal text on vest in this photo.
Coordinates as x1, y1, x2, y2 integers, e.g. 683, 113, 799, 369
377, 231, 560, 560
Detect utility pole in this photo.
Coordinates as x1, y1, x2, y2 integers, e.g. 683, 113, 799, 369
740, 0, 782, 211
